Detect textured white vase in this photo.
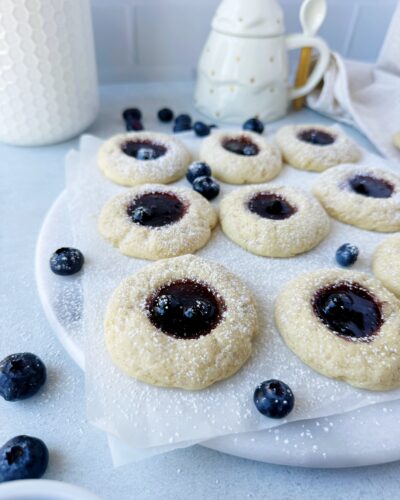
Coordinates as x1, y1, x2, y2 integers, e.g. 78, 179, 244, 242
0, 0, 99, 146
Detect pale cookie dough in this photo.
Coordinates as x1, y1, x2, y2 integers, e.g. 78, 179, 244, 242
275, 269, 400, 391
98, 184, 218, 260
276, 124, 361, 172
98, 131, 191, 186
313, 164, 400, 232
373, 234, 400, 297
199, 130, 282, 184
104, 254, 258, 390
220, 185, 330, 257
393, 132, 400, 150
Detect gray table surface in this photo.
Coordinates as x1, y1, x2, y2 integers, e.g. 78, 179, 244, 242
1, 81, 398, 500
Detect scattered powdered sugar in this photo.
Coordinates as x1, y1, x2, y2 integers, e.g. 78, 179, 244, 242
276, 124, 362, 171
98, 131, 191, 185
62, 133, 400, 453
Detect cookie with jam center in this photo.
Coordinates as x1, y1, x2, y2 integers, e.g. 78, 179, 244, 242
313, 164, 400, 232
98, 131, 191, 186
98, 184, 217, 260
373, 234, 400, 298
104, 255, 258, 390
220, 185, 330, 257
275, 269, 400, 391
199, 130, 282, 184
276, 124, 361, 172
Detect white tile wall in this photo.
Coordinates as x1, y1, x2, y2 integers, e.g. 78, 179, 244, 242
91, 0, 398, 83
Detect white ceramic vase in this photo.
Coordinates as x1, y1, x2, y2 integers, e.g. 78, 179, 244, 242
0, 0, 99, 146
195, 0, 330, 123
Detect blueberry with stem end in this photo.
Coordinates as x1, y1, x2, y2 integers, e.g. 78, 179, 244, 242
0, 435, 49, 482
186, 162, 212, 184
158, 108, 174, 123
131, 206, 153, 225
192, 176, 220, 200
0, 353, 46, 402
336, 244, 359, 267
122, 108, 142, 122
243, 118, 264, 134
175, 114, 192, 125
193, 122, 211, 137
136, 147, 156, 161
49, 248, 84, 276
254, 379, 295, 419
173, 122, 191, 133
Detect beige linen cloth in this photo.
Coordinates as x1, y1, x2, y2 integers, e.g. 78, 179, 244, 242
307, 0, 400, 161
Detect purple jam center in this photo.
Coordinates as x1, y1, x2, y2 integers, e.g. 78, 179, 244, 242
298, 129, 335, 146
222, 136, 259, 156
247, 192, 297, 220
127, 192, 186, 227
349, 175, 394, 199
313, 282, 383, 340
121, 140, 167, 159
146, 279, 225, 339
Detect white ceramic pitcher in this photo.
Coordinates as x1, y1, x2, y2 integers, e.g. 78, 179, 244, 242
195, 0, 330, 123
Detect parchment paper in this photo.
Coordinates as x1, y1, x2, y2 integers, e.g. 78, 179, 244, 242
66, 132, 400, 455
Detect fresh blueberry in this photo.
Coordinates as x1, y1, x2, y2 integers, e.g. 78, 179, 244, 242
136, 147, 156, 161
335, 243, 359, 267
173, 122, 192, 133
122, 108, 142, 122
126, 120, 144, 132
0, 435, 49, 482
186, 162, 212, 184
183, 300, 215, 321
0, 353, 46, 402
158, 108, 174, 123
321, 293, 354, 319
175, 114, 192, 125
254, 379, 295, 419
131, 206, 153, 224
192, 176, 220, 200
243, 118, 264, 134
193, 121, 211, 137
298, 129, 335, 146
152, 294, 180, 319
243, 144, 258, 156
49, 247, 84, 276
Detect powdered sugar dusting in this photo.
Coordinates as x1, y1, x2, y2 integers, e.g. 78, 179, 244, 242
104, 255, 257, 390
373, 234, 400, 297
64, 133, 400, 452
98, 184, 217, 260
220, 184, 330, 257
98, 131, 191, 186
313, 163, 400, 232
276, 124, 362, 171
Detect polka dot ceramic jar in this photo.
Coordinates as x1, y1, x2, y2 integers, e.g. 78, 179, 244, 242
195, 0, 330, 124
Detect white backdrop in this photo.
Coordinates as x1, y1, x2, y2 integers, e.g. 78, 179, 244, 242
90, 0, 397, 83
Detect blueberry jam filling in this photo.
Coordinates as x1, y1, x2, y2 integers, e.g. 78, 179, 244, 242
127, 192, 186, 227
349, 175, 394, 199
146, 279, 225, 339
121, 140, 167, 160
298, 129, 335, 146
222, 136, 259, 156
247, 193, 297, 220
313, 282, 383, 340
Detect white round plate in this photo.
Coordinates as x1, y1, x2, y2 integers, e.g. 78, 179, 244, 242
36, 190, 400, 468
0, 479, 101, 500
